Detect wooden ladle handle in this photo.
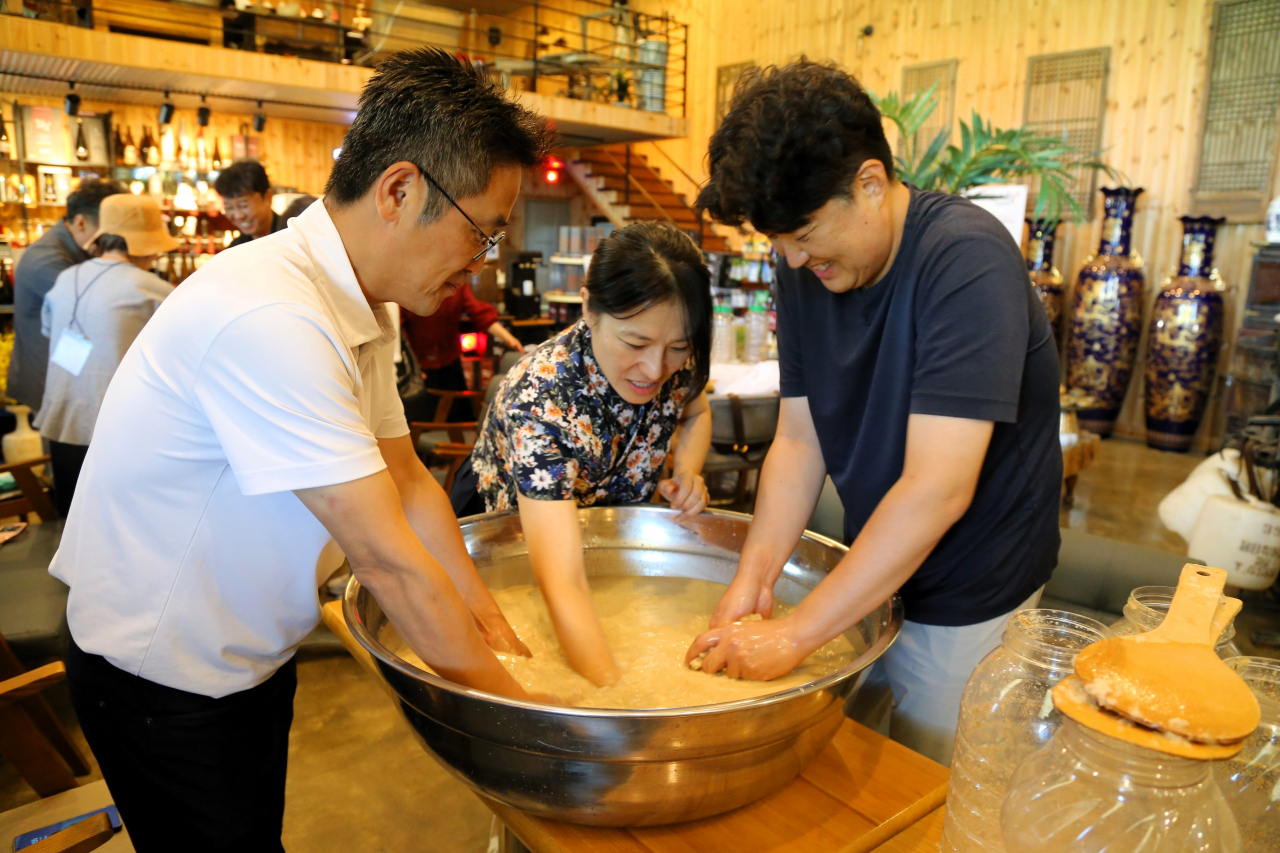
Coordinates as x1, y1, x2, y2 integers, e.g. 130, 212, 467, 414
1148, 564, 1227, 645
1210, 596, 1243, 647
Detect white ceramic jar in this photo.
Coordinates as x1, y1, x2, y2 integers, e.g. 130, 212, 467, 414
1188, 493, 1280, 590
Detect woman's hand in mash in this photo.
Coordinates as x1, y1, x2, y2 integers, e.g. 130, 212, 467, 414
473, 608, 532, 657
684, 617, 808, 681
657, 471, 709, 520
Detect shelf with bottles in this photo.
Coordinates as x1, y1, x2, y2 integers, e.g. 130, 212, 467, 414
111, 120, 230, 177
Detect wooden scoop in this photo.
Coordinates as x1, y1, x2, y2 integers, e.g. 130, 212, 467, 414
1074, 564, 1259, 744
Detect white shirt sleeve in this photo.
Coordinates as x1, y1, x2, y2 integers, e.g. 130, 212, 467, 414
192, 303, 387, 496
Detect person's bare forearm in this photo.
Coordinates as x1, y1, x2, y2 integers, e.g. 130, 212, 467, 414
738, 434, 827, 581
296, 473, 527, 698
398, 467, 504, 619
672, 406, 711, 477
519, 495, 618, 686
791, 476, 974, 649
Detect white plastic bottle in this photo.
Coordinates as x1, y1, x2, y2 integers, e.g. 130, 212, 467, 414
744, 304, 768, 364
711, 305, 734, 364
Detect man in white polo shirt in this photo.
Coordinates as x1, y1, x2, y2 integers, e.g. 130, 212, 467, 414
51, 48, 553, 851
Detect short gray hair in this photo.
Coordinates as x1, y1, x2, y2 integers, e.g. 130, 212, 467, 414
325, 48, 553, 222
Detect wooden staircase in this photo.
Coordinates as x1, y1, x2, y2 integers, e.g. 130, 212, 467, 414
564, 146, 729, 253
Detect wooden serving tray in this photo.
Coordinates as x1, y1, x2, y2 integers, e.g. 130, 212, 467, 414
482, 718, 949, 853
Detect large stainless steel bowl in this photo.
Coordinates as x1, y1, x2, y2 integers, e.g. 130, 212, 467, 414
344, 506, 902, 826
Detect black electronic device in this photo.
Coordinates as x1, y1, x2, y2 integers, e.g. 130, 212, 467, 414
506, 251, 542, 320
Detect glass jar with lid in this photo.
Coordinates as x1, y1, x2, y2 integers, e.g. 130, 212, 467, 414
1001, 718, 1240, 852
1216, 657, 1280, 853
1111, 585, 1242, 658
940, 610, 1111, 853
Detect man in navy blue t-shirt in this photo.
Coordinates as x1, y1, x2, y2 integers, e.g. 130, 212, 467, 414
685, 60, 1061, 764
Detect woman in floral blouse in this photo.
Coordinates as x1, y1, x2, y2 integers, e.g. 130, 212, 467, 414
452, 222, 713, 686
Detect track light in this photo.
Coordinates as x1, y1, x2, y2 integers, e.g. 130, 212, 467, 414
158, 91, 175, 126
64, 81, 80, 117
197, 95, 211, 127
252, 101, 266, 133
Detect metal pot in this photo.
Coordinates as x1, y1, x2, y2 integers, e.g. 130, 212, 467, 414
344, 506, 902, 826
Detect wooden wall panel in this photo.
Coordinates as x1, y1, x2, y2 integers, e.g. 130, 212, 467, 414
17, 94, 347, 195
650, 0, 1279, 445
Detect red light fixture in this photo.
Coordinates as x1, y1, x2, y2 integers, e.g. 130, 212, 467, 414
543, 156, 564, 186
459, 331, 487, 354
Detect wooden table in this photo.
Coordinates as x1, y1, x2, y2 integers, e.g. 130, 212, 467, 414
1062, 430, 1100, 505
868, 807, 944, 852
481, 718, 949, 853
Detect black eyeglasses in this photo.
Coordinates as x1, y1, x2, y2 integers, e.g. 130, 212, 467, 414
416, 165, 506, 261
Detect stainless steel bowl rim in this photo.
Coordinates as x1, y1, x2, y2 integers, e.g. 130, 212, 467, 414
343, 505, 903, 718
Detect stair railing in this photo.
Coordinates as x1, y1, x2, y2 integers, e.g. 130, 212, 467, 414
636, 141, 712, 249
601, 149, 679, 229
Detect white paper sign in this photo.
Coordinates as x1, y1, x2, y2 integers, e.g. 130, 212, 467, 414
962, 184, 1030, 249
50, 329, 93, 376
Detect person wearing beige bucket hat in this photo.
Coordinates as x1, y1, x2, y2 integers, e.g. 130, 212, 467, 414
35, 193, 176, 516
86, 192, 182, 258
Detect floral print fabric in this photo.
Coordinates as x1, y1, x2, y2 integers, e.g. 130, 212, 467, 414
472, 319, 692, 511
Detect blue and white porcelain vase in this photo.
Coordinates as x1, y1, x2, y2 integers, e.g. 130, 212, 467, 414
1027, 219, 1065, 353
1066, 187, 1146, 436
1143, 216, 1226, 452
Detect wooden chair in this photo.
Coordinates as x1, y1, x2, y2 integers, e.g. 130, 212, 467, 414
0, 457, 57, 524
0, 658, 121, 852
425, 388, 485, 424
408, 421, 477, 493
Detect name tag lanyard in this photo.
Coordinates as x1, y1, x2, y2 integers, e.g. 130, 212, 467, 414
50, 261, 122, 377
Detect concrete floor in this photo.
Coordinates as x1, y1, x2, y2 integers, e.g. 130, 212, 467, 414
3, 437, 1278, 850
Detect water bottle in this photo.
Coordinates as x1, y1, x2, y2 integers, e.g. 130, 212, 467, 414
745, 304, 768, 364
711, 305, 734, 364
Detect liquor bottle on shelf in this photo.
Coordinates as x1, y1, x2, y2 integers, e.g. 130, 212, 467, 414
0, 122, 10, 160
162, 122, 177, 169
74, 118, 89, 161
211, 137, 224, 171
174, 119, 187, 171
195, 127, 209, 172
113, 125, 124, 165
122, 126, 138, 166
143, 126, 160, 167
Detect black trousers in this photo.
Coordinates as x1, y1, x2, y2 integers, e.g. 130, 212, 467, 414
65, 639, 297, 852
49, 440, 89, 519
448, 454, 486, 518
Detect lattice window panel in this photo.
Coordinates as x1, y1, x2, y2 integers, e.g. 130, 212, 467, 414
901, 59, 957, 152
1193, 0, 1280, 213
715, 62, 756, 126
1023, 48, 1110, 218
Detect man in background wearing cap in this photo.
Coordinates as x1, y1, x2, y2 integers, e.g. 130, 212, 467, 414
35, 194, 177, 517
8, 179, 126, 411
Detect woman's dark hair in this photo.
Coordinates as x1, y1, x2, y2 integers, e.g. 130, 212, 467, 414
93, 233, 130, 254
585, 221, 712, 398
697, 58, 894, 235
213, 159, 271, 199
327, 47, 553, 222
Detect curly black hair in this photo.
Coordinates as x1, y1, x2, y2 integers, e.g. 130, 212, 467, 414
697, 58, 894, 235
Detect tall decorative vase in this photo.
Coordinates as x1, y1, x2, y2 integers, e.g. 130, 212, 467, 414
1027, 218, 1065, 352
1143, 216, 1226, 452
1066, 187, 1146, 436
